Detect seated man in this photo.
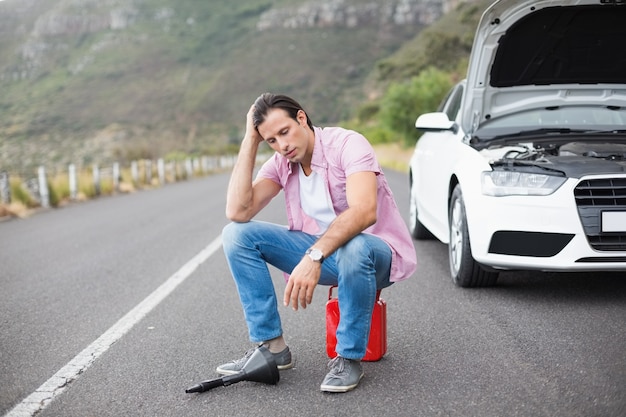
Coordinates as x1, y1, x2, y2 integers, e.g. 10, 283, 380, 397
219, 93, 416, 393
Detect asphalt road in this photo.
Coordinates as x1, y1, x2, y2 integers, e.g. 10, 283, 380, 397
1, 169, 625, 417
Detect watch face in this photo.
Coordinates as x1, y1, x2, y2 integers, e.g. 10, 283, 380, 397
308, 248, 323, 261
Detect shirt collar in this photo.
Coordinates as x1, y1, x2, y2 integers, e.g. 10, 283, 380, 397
310, 126, 328, 170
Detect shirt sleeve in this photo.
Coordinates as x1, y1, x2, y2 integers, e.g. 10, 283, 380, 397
338, 131, 381, 177
255, 153, 282, 186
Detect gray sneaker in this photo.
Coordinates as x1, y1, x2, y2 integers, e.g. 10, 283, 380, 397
320, 356, 364, 393
215, 344, 294, 376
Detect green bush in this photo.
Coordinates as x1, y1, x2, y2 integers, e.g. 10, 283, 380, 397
379, 67, 454, 146
51, 173, 71, 202
356, 102, 380, 123
78, 171, 97, 198
9, 178, 37, 208
359, 125, 396, 145
47, 180, 60, 207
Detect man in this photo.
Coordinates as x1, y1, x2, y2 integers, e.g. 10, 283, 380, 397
219, 93, 416, 393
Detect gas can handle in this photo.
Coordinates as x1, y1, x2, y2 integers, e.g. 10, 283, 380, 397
328, 285, 381, 300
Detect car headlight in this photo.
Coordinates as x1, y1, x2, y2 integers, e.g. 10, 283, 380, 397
481, 171, 566, 196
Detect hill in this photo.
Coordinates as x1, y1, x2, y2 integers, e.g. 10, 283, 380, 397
0, 0, 487, 173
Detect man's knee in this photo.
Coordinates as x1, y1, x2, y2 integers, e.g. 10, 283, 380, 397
222, 221, 252, 252
335, 236, 373, 276
336, 235, 372, 261
335, 235, 392, 288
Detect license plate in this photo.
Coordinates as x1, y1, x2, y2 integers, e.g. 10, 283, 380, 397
601, 211, 626, 232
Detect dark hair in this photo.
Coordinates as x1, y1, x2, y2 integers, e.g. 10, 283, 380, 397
252, 93, 313, 130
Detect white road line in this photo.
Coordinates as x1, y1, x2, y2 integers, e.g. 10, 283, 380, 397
4, 236, 223, 417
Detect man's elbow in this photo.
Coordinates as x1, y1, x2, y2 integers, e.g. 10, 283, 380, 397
363, 207, 377, 228
225, 207, 252, 223
366, 212, 377, 228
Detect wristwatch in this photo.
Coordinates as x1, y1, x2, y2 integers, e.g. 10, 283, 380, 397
305, 248, 325, 264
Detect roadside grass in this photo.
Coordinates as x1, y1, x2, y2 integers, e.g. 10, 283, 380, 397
0, 143, 412, 220
9, 177, 37, 208
374, 142, 412, 173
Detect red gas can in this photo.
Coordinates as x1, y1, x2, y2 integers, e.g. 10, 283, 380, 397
325, 286, 387, 361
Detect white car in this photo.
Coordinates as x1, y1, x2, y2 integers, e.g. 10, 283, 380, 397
409, 0, 626, 287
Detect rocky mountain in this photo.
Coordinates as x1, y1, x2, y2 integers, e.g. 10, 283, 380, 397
256, 0, 463, 30
0, 0, 474, 172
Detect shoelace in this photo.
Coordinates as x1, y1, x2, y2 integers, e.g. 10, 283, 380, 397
235, 342, 270, 364
229, 346, 259, 366
327, 356, 348, 376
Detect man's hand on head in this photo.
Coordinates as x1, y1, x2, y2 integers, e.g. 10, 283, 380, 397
245, 104, 265, 145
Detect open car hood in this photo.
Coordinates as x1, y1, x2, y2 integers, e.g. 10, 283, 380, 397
461, 0, 626, 136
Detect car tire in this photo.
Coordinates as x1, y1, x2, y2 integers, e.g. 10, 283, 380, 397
409, 176, 434, 240
448, 185, 498, 287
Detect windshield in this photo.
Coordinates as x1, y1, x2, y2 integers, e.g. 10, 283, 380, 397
475, 106, 626, 140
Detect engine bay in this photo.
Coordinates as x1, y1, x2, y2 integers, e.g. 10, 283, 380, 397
483, 141, 626, 178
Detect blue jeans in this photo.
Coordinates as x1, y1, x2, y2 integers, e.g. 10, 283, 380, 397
222, 220, 393, 360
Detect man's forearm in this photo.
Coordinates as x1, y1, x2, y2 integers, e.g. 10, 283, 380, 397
310, 206, 377, 259
225, 138, 259, 221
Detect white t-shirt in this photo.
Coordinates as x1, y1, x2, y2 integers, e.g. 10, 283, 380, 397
299, 164, 336, 235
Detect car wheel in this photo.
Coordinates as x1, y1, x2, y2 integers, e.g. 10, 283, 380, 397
409, 177, 434, 240
448, 185, 498, 287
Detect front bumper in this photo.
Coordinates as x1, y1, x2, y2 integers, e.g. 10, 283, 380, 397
466, 175, 626, 271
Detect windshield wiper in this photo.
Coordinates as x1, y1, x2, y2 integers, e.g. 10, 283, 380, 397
583, 129, 626, 135
492, 128, 626, 140
492, 128, 589, 139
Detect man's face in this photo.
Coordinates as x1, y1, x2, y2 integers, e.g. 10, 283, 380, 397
257, 108, 312, 163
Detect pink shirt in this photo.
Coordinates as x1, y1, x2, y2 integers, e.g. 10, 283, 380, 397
257, 126, 417, 282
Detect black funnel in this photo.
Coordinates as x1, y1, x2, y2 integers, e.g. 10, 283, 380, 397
185, 346, 280, 393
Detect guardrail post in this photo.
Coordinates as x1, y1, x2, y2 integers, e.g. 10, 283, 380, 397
93, 164, 101, 196
0, 171, 10, 204
192, 158, 200, 175
69, 164, 77, 200
38, 166, 50, 208
145, 159, 152, 185
113, 162, 120, 192
209, 156, 218, 170
157, 158, 165, 185
131, 161, 138, 185
185, 158, 192, 179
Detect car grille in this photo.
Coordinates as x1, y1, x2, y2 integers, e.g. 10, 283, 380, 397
574, 178, 626, 251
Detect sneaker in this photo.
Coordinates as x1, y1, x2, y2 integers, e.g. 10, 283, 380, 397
320, 356, 364, 393
215, 344, 294, 376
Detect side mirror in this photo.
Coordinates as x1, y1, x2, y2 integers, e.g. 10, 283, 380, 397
415, 112, 458, 134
